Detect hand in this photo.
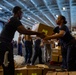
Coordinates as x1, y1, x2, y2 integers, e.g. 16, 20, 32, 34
37, 32, 46, 39
43, 36, 50, 40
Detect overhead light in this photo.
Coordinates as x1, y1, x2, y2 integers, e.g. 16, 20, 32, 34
0, 7, 2, 10
27, 17, 30, 20
35, 22, 38, 24
56, 15, 59, 18
62, 7, 66, 11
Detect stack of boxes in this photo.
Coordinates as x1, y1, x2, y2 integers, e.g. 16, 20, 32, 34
51, 46, 62, 63
46, 71, 76, 75
46, 71, 57, 75
15, 65, 52, 75
0, 65, 53, 75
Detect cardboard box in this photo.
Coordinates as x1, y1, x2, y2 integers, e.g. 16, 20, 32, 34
28, 68, 42, 75
58, 49, 61, 55
52, 48, 61, 55
35, 64, 49, 69
43, 68, 55, 75
15, 67, 27, 75
32, 23, 54, 37
15, 65, 42, 75
35, 64, 56, 75
26, 65, 42, 75
55, 46, 61, 50
0, 66, 2, 69
69, 72, 76, 75
57, 72, 68, 75
51, 54, 59, 62
0, 69, 3, 75
46, 71, 57, 75
59, 55, 62, 62
52, 49, 59, 54
25, 65, 38, 68
0, 67, 27, 75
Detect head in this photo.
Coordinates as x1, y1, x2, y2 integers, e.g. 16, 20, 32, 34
56, 15, 67, 26
13, 6, 23, 20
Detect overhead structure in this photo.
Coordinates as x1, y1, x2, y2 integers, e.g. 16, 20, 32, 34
0, 0, 76, 29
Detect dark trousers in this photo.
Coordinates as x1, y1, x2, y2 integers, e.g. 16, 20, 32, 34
18, 43, 22, 56
0, 42, 14, 75
67, 44, 76, 71
61, 39, 76, 71
61, 46, 67, 69
32, 47, 42, 65
25, 41, 32, 63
